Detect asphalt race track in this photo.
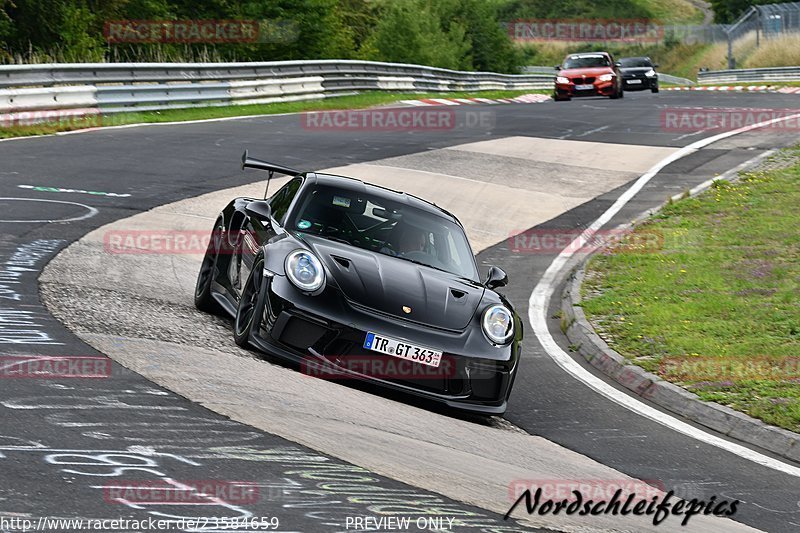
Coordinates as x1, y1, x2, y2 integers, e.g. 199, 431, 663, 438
1, 90, 799, 532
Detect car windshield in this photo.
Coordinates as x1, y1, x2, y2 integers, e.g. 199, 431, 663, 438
619, 57, 652, 68
288, 184, 479, 280
562, 55, 610, 69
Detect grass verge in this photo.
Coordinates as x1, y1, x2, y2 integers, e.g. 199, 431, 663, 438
581, 147, 800, 432
0, 89, 548, 139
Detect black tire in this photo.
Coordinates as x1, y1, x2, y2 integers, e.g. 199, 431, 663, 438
554, 95, 571, 101
233, 254, 265, 348
194, 220, 225, 315
651, 86, 659, 93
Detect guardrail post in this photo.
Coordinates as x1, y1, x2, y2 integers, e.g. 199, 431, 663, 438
756, 8, 760, 47
727, 35, 735, 70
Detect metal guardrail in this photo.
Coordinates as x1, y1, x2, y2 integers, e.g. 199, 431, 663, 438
0, 60, 553, 119
659, 73, 695, 86
698, 66, 800, 84
522, 66, 557, 74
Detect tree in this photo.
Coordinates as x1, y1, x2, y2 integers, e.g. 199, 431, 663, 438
363, 0, 471, 70
709, 0, 756, 23
59, 1, 104, 61
0, 0, 520, 69
338, 0, 378, 51
446, 0, 522, 73
0, 1, 13, 57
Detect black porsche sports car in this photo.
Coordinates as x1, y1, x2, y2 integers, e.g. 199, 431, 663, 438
194, 153, 522, 414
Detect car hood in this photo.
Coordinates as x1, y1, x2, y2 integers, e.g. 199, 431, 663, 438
300, 234, 485, 331
558, 67, 614, 78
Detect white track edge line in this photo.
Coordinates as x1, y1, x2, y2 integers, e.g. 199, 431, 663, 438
529, 114, 800, 478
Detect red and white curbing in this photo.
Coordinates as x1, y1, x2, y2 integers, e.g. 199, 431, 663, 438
400, 93, 550, 106
667, 85, 800, 94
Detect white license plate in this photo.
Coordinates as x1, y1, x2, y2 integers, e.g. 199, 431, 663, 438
575, 84, 594, 90
626, 79, 642, 84
364, 332, 442, 368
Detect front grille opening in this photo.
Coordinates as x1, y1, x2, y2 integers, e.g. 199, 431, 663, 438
279, 316, 328, 351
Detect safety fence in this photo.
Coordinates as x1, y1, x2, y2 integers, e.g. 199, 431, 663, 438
0, 60, 553, 120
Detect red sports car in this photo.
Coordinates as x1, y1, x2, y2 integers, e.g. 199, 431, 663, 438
553, 52, 624, 101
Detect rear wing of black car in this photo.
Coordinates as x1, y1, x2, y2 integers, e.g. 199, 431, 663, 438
241, 150, 301, 176
241, 150, 303, 198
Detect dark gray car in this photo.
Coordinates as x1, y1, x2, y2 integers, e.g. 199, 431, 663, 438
619, 56, 659, 93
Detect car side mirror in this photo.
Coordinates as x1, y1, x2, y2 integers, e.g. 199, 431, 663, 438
485, 266, 508, 289
614, 62, 622, 67
245, 200, 272, 220
554, 65, 561, 70
653, 63, 659, 68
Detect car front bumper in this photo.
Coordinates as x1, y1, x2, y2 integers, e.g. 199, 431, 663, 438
251, 273, 520, 414
622, 76, 658, 89
554, 79, 616, 98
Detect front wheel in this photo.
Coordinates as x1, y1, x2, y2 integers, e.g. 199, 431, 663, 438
233, 255, 265, 348
651, 86, 659, 93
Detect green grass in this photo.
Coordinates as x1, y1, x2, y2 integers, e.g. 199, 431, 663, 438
661, 43, 714, 80
581, 147, 800, 432
0, 89, 548, 139
629, 0, 706, 24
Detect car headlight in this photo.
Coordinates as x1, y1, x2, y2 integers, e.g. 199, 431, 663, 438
598, 73, 614, 82
482, 304, 514, 345
645, 69, 656, 77
285, 250, 325, 292
555, 76, 570, 84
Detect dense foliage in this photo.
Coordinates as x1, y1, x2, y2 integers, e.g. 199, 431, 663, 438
0, 0, 523, 72
496, 0, 654, 20
709, 0, 788, 23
